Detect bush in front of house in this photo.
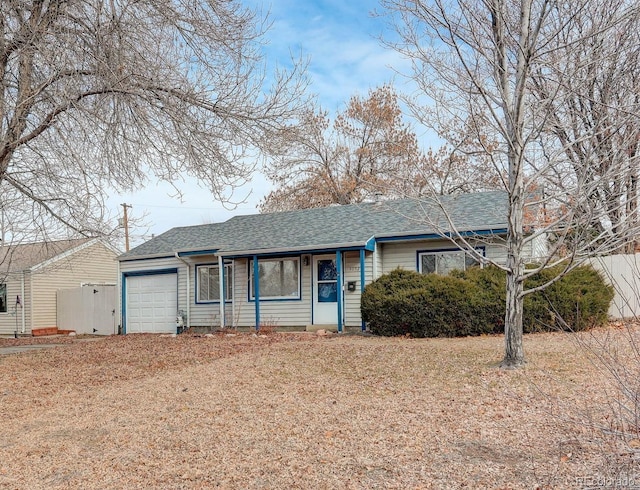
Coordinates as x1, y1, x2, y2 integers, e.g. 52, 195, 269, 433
361, 264, 613, 337
520, 264, 614, 332
361, 268, 495, 337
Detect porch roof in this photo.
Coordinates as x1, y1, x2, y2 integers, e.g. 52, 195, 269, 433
118, 191, 508, 261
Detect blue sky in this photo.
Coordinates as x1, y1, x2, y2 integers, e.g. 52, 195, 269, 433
109, 0, 411, 247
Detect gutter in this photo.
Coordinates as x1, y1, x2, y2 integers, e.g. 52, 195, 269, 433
174, 252, 191, 330
20, 271, 25, 334
218, 240, 371, 258
373, 228, 509, 242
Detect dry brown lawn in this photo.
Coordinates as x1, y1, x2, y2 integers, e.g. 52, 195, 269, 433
0, 328, 638, 489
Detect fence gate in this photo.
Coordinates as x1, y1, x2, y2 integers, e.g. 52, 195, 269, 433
57, 284, 116, 335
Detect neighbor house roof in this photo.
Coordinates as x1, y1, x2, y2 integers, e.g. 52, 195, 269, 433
0, 237, 109, 273
119, 191, 509, 260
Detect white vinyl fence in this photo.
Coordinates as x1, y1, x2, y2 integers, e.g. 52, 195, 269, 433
57, 284, 117, 335
588, 254, 640, 319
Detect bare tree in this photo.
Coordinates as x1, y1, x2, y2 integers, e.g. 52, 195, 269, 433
531, 1, 640, 254
414, 116, 502, 195
260, 85, 423, 212
382, 0, 640, 367
261, 84, 498, 212
0, 0, 308, 245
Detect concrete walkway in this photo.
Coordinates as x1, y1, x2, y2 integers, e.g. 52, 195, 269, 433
0, 337, 105, 356
0, 343, 64, 355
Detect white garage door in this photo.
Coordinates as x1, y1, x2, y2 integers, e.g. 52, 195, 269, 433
126, 273, 177, 333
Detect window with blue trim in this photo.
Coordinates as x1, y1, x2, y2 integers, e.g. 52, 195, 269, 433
196, 264, 232, 302
418, 249, 482, 275
250, 257, 300, 300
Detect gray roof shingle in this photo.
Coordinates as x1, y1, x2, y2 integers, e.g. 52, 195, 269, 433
119, 191, 508, 260
0, 238, 93, 272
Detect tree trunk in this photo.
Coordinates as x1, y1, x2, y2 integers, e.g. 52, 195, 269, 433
502, 263, 525, 368
501, 149, 526, 369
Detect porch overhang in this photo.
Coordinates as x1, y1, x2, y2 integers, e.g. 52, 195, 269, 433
218, 237, 375, 259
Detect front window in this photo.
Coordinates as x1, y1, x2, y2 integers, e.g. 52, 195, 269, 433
0, 283, 5, 313
418, 249, 482, 275
250, 257, 300, 300
197, 264, 232, 302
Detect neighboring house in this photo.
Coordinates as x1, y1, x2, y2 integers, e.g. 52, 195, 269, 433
117, 191, 546, 334
0, 238, 119, 336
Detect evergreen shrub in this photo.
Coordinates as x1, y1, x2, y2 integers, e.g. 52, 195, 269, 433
361, 264, 613, 337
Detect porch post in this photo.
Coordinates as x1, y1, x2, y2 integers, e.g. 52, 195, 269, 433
336, 250, 343, 333
218, 255, 225, 329
372, 242, 378, 280
360, 249, 366, 332
253, 255, 260, 331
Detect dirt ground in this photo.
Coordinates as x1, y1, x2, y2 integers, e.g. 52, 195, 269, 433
0, 328, 638, 489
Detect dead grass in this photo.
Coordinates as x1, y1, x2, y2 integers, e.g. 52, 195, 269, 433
0, 328, 637, 489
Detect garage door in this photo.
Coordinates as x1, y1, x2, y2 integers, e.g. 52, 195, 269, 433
126, 273, 177, 333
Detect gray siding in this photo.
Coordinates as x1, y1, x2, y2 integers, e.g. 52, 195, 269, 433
118, 256, 186, 330
117, 232, 544, 332
188, 256, 232, 327
343, 251, 373, 327
234, 257, 312, 328
380, 239, 509, 274
120, 254, 313, 329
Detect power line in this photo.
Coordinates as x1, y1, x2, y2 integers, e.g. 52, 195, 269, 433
128, 202, 258, 211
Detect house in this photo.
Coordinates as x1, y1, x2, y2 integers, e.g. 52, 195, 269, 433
117, 191, 546, 334
0, 238, 120, 336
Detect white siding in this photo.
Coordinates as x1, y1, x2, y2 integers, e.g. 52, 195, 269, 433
528, 233, 548, 262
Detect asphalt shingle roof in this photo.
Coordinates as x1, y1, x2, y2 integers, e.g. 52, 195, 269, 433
0, 238, 92, 272
119, 191, 508, 260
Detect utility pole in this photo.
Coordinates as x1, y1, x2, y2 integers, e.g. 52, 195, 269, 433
120, 203, 132, 252
0, 203, 4, 245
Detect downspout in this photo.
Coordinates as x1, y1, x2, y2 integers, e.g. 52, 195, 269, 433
218, 255, 225, 329
117, 260, 121, 334
20, 271, 25, 334
174, 253, 191, 329
336, 250, 343, 333
253, 255, 260, 331
231, 261, 236, 329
